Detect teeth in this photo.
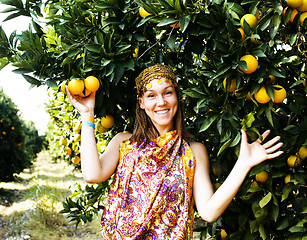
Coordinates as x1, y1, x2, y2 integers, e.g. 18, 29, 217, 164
156, 110, 168, 114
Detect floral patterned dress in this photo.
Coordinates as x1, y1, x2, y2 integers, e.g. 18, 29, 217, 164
101, 131, 196, 239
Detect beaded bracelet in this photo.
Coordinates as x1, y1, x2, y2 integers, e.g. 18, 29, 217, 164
81, 116, 94, 123
81, 121, 95, 129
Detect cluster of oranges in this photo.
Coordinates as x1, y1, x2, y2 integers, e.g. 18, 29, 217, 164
224, 13, 288, 105
283, 0, 307, 24
61, 76, 100, 97
97, 115, 114, 133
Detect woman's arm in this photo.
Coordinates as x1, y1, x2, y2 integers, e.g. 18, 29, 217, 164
192, 129, 283, 222
66, 88, 131, 183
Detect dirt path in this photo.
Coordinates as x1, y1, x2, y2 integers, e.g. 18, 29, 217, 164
0, 151, 102, 240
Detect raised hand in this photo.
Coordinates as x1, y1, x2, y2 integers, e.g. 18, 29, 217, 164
238, 129, 283, 169
66, 86, 96, 116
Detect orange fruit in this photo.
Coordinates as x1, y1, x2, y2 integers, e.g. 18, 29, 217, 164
79, 88, 92, 97
60, 81, 67, 94
66, 147, 72, 156
246, 91, 252, 101
221, 229, 227, 239
139, 7, 152, 18
239, 55, 258, 74
100, 115, 114, 129
286, 0, 303, 8
214, 182, 222, 189
60, 137, 68, 146
300, 12, 307, 25
254, 8, 261, 19
240, 14, 258, 30
298, 0, 307, 11
255, 86, 271, 104
273, 85, 287, 103
74, 134, 81, 142
223, 78, 236, 92
84, 76, 100, 92
298, 146, 307, 159
284, 174, 291, 184
283, 7, 299, 22
237, 28, 245, 40
97, 121, 109, 133
212, 164, 221, 176
269, 75, 276, 83
255, 171, 269, 183
72, 156, 81, 164
287, 155, 301, 167
133, 47, 138, 58
250, 181, 259, 188
170, 21, 180, 28
68, 79, 84, 95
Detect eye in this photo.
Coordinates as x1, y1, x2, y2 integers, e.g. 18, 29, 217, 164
165, 90, 173, 95
147, 93, 155, 98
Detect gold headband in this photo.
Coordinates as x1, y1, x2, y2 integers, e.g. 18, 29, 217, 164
135, 64, 177, 96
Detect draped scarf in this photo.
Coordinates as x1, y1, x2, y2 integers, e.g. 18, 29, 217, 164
101, 130, 196, 239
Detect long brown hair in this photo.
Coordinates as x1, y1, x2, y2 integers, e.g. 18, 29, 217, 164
130, 84, 192, 144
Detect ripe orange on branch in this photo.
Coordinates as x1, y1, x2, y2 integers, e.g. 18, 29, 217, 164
255, 86, 271, 104
100, 115, 114, 129
286, 0, 303, 8
139, 7, 152, 18
282, 7, 299, 22
273, 85, 287, 103
68, 79, 85, 95
84, 76, 100, 92
287, 155, 301, 167
298, 0, 307, 11
240, 14, 258, 30
239, 55, 258, 74
255, 171, 269, 183
223, 78, 236, 92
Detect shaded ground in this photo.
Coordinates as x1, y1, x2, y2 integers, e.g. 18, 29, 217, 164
0, 151, 101, 240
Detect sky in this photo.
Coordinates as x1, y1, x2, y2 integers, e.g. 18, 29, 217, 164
0, 4, 50, 135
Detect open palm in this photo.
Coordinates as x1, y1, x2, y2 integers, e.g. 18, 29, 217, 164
238, 129, 283, 169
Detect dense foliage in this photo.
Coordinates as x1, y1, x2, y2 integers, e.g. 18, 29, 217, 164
0, 88, 46, 181
0, 0, 306, 238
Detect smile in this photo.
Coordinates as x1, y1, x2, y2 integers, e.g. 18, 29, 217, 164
155, 110, 169, 114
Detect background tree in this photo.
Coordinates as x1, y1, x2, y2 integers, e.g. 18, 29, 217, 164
0, 88, 46, 181
0, 0, 306, 238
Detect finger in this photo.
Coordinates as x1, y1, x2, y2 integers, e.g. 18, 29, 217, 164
257, 130, 271, 143
267, 150, 284, 159
240, 129, 248, 145
265, 142, 283, 154
262, 136, 281, 149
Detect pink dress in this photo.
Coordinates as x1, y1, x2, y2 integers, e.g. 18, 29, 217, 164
101, 131, 196, 239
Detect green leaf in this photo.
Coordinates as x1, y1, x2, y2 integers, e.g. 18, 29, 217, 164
259, 224, 266, 240
259, 192, 272, 208
217, 138, 232, 156
265, 107, 274, 126
85, 44, 101, 53
22, 74, 41, 86
200, 115, 218, 132
241, 112, 255, 130
229, 132, 241, 147
281, 185, 292, 202
180, 15, 191, 33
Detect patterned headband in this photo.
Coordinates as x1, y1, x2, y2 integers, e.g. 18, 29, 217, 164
135, 64, 177, 96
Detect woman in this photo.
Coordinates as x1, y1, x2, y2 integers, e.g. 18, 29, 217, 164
67, 64, 283, 239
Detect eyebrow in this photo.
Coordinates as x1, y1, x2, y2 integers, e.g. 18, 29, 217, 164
146, 86, 174, 92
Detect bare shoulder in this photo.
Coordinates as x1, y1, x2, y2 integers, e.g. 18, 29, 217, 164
112, 132, 132, 145
189, 141, 208, 155
188, 141, 209, 163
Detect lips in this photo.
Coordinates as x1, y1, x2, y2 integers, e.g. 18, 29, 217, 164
155, 109, 169, 114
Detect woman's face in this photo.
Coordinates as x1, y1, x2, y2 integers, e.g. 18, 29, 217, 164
138, 78, 178, 135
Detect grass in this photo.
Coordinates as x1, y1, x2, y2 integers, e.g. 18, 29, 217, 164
0, 151, 102, 240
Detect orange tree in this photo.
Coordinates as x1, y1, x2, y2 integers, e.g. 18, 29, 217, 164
0, 0, 306, 238
0, 88, 46, 181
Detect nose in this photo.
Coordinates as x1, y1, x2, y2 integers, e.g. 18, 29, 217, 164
157, 95, 166, 106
